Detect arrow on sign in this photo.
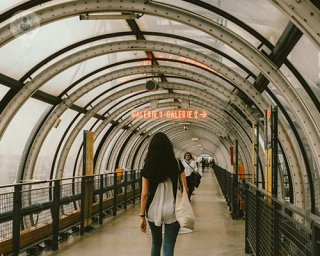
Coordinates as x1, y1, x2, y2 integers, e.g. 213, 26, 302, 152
200, 111, 207, 118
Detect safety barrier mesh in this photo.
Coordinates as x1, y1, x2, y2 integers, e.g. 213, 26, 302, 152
214, 164, 320, 256
278, 212, 312, 255
0, 190, 13, 254
258, 197, 274, 256
21, 184, 53, 228
247, 189, 256, 253
0, 171, 141, 255
61, 179, 80, 216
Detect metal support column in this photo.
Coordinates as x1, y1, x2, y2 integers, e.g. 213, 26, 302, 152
272, 106, 278, 196
232, 140, 239, 219
12, 184, 22, 256
133, 170, 136, 204
113, 173, 117, 216
80, 176, 86, 235
245, 183, 250, 253
255, 120, 259, 188
99, 175, 104, 224
124, 171, 128, 210
52, 180, 60, 250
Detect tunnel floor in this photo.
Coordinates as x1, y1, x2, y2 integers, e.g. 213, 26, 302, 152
41, 168, 246, 256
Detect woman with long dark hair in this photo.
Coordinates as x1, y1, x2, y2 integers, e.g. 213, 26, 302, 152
139, 132, 188, 256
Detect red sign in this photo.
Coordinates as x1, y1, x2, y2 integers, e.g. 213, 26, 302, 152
132, 110, 207, 119
263, 109, 272, 119
230, 146, 234, 165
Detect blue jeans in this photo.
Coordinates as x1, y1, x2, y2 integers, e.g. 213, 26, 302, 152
148, 220, 180, 256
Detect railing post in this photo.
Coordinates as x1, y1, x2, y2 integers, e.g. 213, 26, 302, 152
52, 180, 60, 250
80, 176, 86, 235
255, 121, 259, 188
99, 174, 104, 224
245, 183, 250, 253
224, 169, 227, 198
273, 201, 281, 256
272, 106, 278, 196
312, 220, 320, 256
113, 172, 117, 216
231, 175, 237, 219
256, 190, 260, 255
124, 171, 127, 210
234, 140, 239, 219
12, 184, 22, 256
132, 170, 136, 204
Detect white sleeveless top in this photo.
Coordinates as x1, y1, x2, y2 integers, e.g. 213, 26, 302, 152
147, 178, 177, 226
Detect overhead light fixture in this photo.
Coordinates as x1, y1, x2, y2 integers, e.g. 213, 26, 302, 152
197, 144, 202, 147
191, 138, 198, 141
145, 80, 159, 91
80, 12, 143, 20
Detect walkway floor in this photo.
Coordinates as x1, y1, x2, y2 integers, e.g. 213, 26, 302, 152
41, 169, 247, 256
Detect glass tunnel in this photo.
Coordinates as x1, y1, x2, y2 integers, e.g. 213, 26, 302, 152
0, 0, 319, 255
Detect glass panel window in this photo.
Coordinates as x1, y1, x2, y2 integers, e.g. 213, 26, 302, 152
33, 109, 80, 181
39, 48, 145, 97
153, 0, 288, 45
140, 16, 257, 76
0, 0, 22, 13
155, 58, 234, 91
0, 98, 49, 186
101, 129, 124, 172
94, 123, 112, 152
62, 117, 98, 178
0, 17, 131, 80
73, 74, 146, 109
285, 35, 320, 127
0, 85, 9, 101
166, 77, 229, 102
280, 65, 319, 129
122, 135, 141, 168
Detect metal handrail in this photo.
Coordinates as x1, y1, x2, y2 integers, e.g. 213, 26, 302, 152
0, 170, 142, 256
214, 164, 320, 256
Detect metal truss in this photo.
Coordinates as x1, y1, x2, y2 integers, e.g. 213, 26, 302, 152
0, 0, 315, 209
106, 108, 251, 173
268, 0, 320, 50
131, 123, 249, 172
93, 94, 252, 173
21, 59, 258, 178
17, 67, 304, 207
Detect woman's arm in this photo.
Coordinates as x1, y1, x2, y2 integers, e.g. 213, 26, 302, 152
140, 177, 149, 233
180, 171, 189, 193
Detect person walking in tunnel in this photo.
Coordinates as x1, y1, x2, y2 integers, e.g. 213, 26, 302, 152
139, 132, 187, 256
182, 152, 198, 201
201, 157, 206, 172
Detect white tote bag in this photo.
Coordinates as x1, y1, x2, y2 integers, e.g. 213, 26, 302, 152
175, 161, 195, 230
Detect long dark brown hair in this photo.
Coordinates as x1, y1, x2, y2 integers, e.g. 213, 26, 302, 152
143, 132, 179, 182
